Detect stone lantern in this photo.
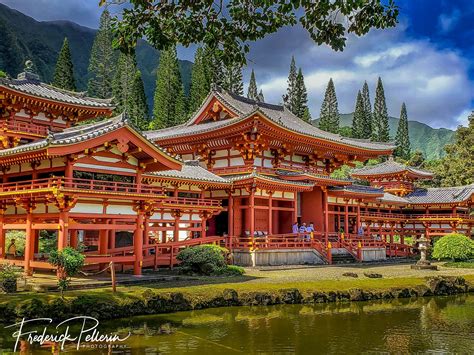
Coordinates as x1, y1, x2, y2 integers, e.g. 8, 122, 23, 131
411, 235, 438, 270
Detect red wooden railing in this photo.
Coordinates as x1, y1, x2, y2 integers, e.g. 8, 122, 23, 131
163, 197, 221, 208
2, 120, 50, 136
360, 211, 471, 221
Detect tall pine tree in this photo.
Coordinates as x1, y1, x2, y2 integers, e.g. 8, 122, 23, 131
258, 89, 265, 102
88, 9, 116, 98
189, 47, 211, 114
222, 62, 243, 95
361, 81, 372, 139
247, 69, 258, 100
53, 38, 76, 91
112, 52, 137, 114
202, 45, 223, 87
293, 68, 311, 121
151, 46, 186, 129
129, 70, 149, 130
394, 102, 411, 160
373, 77, 390, 142
284, 56, 298, 112
352, 90, 365, 138
319, 78, 340, 133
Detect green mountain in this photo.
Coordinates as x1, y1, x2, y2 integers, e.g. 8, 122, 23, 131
0, 3, 192, 111
313, 113, 454, 160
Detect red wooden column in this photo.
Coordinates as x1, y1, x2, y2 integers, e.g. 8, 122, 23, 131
201, 213, 207, 238
268, 192, 273, 235
133, 212, 144, 276
24, 212, 33, 275
109, 219, 116, 252
173, 211, 181, 242
98, 229, 108, 255
70, 230, 78, 249
0, 212, 4, 258
323, 188, 329, 245
228, 193, 234, 236
249, 189, 255, 241
356, 202, 361, 232
58, 211, 69, 251
144, 215, 150, 255
344, 199, 349, 236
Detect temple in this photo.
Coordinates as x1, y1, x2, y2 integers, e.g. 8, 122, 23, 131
0, 65, 473, 274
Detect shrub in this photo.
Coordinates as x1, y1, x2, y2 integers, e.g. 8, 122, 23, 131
49, 247, 85, 297
177, 245, 243, 276
432, 233, 474, 261
216, 265, 245, 276
0, 264, 22, 293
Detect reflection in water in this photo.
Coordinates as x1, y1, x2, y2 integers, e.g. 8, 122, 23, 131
0, 295, 473, 354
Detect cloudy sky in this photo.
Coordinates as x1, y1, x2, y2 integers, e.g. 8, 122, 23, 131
1, 0, 473, 129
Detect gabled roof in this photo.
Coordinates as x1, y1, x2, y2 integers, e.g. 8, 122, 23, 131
275, 169, 352, 186
224, 170, 314, 191
405, 185, 474, 205
147, 160, 230, 185
0, 75, 113, 108
377, 192, 409, 205
329, 184, 385, 196
146, 87, 395, 153
0, 113, 181, 169
351, 158, 433, 179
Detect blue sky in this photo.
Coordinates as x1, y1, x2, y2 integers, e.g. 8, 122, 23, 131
0, 0, 472, 129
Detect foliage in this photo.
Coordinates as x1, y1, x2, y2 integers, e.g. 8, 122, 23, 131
283, 57, 310, 121
52, 38, 76, 91
0, 70, 6, 78
372, 77, 390, 142
189, 47, 210, 114
361, 81, 372, 139
150, 46, 187, 129
176, 245, 240, 276
258, 89, 265, 102
129, 70, 150, 129
113, 51, 137, 113
352, 90, 365, 138
443, 260, 474, 269
432, 234, 474, 261
48, 247, 85, 296
394, 102, 411, 160
88, 9, 117, 98
407, 150, 425, 167
222, 62, 244, 95
331, 159, 380, 179
338, 126, 353, 138
432, 112, 474, 187
109, 0, 399, 66
0, 264, 22, 293
319, 78, 340, 133
247, 69, 258, 100
6, 230, 26, 256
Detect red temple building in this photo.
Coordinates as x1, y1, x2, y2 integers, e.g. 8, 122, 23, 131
0, 65, 473, 274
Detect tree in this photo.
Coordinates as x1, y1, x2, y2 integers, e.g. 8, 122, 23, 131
372, 77, 390, 142
361, 81, 372, 139
394, 102, 411, 160
319, 78, 340, 133
0, 70, 6, 78
108, 1, 399, 66
222, 62, 243, 95
258, 89, 265, 102
52, 38, 76, 91
407, 150, 425, 167
88, 9, 116, 98
352, 90, 365, 138
432, 233, 474, 261
189, 47, 211, 114
203, 45, 223, 87
112, 51, 137, 114
294, 68, 311, 121
150, 46, 186, 129
129, 70, 149, 130
0, 19, 25, 77
48, 247, 85, 297
284, 56, 298, 112
247, 69, 258, 100
434, 112, 474, 186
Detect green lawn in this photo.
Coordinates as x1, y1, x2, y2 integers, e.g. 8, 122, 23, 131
443, 261, 474, 269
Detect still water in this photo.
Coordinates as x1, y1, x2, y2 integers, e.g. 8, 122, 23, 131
1, 295, 473, 354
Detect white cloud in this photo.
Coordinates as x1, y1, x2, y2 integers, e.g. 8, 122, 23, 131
246, 22, 473, 130
438, 8, 461, 33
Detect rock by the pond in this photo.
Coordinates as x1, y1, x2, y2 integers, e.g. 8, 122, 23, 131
342, 272, 359, 278
364, 272, 383, 279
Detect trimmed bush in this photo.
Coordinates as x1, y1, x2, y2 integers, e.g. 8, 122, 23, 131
177, 245, 244, 276
49, 247, 85, 296
0, 264, 22, 293
432, 233, 474, 261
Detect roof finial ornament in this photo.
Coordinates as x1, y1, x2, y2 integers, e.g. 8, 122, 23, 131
46, 128, 54, 143
17, 59, 40, 81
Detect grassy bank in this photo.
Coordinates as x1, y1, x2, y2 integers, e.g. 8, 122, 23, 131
1, 271, 473, 324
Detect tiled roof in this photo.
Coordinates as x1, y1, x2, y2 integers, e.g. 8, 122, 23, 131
145, 87, 395, 152
275, 169, 352, 183
378, 193, 409, 204
352, 158, 433, 178
148, 160, 230, 184
0, 75, 113, 108
329, 184, 384, 195
405, 185, 474, 204
0, 113, 179, 162
224, 170, 314, 187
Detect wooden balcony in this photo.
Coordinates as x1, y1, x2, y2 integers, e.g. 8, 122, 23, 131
360, 212, 472, 222
162, 196, 222, 209
1, 120, 59, 137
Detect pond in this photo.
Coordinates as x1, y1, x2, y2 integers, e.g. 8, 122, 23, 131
1, 295, 473, 353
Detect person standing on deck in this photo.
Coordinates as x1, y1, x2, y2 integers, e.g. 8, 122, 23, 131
307, 222, 315, 240
299, 223, 308, 240
292, 222, 299, 234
